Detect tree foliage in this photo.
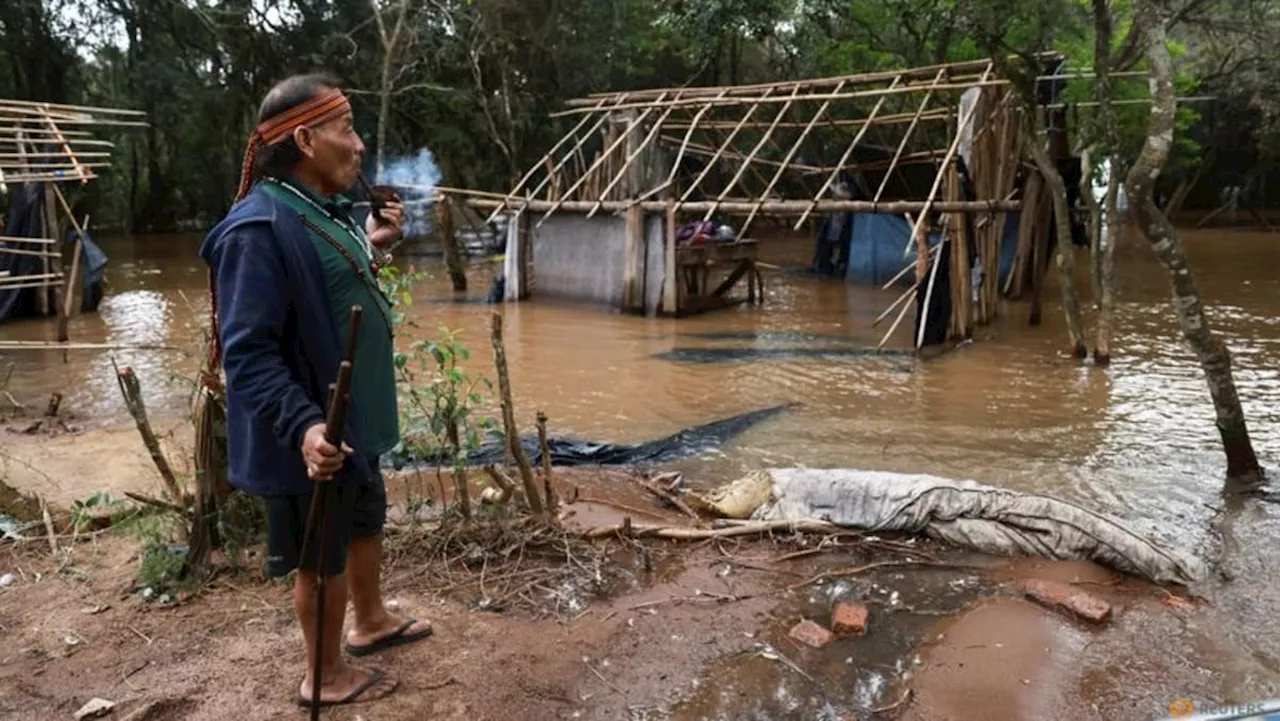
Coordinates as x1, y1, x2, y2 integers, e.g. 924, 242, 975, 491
2, 0, 1278, 231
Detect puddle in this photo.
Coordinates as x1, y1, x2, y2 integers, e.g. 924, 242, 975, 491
663, 547, 994, 720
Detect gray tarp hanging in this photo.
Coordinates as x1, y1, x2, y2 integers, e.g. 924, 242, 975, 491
748, 469, 1206, 586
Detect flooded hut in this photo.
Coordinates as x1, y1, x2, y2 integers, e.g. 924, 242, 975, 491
463, 55, 1076, 350
0, 98, 146, 341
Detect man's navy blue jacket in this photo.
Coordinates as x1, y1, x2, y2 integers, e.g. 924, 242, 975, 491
199, 185, 376, 497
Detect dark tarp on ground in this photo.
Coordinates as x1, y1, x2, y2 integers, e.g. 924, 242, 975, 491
0, 184, 108, 322
390, 403, 796, 470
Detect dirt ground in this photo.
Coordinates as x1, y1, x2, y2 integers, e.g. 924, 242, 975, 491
0, 419, 1254, 721
0, 485, 1218, 720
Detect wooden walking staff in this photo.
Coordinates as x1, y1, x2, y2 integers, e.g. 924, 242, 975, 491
300, 304, 362, 719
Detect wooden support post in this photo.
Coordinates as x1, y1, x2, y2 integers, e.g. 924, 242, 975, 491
437, 197, 467, 292
663, 204, 678, 315
621, 205, 646, 313
39, 182, 57, 317
52, 186, 85, 342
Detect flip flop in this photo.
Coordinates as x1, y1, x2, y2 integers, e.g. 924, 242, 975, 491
345, 618, 434, 657
295, 667, 397, 708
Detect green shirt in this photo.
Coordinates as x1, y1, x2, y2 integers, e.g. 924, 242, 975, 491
259, 176, 400, 456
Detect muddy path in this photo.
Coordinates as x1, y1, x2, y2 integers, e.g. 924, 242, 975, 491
0, 466, 1240, 721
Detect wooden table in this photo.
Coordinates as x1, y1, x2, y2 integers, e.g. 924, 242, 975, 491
672, 239, 764, 316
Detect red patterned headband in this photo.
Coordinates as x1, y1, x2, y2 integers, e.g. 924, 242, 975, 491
234, 87, 352, 201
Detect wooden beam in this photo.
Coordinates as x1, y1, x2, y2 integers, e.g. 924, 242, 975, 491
467, 198, 1020, 215
550, 80, 1013, 118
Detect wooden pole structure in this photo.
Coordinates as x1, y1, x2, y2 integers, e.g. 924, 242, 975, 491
794, 75, 903, 231
703, 85, 805, 222
631, 89, 729, 205
482, 95, 621, 225
588, 96, 689, 217
467, 198, 1021, 215
903, 63, 994, 285
679, 88, 778, 205
874, 68, 949, 203
535, 91, 674, 228
736, 80, 848, 239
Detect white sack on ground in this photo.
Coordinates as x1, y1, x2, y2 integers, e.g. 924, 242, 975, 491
748, 468, 1206, 586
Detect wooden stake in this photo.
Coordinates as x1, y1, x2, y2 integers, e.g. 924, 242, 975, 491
490, 313, 543, 517
52, 184, 86, 342
536, 411, 557, 513
114, 363, 183, 503
445, 418, 471, 520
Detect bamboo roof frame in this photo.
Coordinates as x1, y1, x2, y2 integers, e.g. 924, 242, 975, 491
468, 52, 1160, 249
0, 98, 147, 191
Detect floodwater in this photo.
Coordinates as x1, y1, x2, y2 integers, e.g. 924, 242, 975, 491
4, 220, 1280, 714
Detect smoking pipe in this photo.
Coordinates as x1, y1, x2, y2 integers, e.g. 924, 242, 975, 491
356, 172, 400, 223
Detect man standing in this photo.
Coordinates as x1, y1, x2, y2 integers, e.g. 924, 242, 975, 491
199, 73, 432, 707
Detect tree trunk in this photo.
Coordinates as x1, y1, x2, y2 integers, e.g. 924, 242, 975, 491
377, 56, 392, 176
1092, 0, 1120, 367
446, 417, 471, 520
1126, 1, 1264, 487
1079, 145, 1103, 305
1024, 122, 1088, 358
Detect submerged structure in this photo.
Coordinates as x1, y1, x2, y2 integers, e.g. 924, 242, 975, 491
0, 98, 145, 337
465, 55, 1076, 350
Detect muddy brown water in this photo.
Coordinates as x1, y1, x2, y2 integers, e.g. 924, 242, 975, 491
4, 224, 1280, 718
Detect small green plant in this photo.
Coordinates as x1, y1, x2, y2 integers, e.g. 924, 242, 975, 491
394, 326, 496, 518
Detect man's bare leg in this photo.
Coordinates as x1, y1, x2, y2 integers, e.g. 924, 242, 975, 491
295, 569, 397, 702
346, 534, 432, 648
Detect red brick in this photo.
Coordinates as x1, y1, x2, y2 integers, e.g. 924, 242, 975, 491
1021, 579, 1112, 624
831, 601, 868, 636
788, 619, 833, 648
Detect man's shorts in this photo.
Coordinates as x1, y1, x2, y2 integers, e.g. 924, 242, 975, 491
262, 456, 387, 578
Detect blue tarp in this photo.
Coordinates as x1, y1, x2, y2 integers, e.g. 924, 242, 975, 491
842, 212, 1026, 289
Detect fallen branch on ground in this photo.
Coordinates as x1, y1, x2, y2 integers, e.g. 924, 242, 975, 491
572, 518, 845, 540
627, 475, 703, 526
124, 491, 192, 519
